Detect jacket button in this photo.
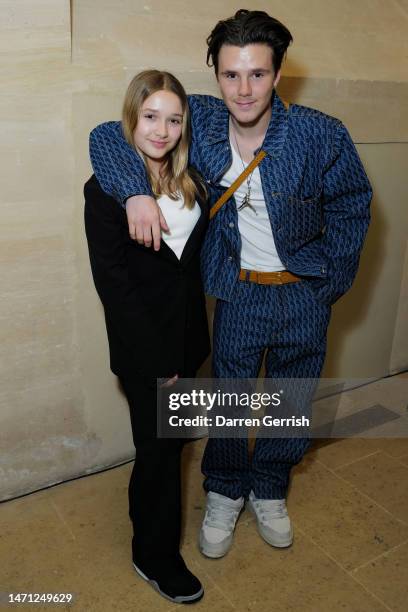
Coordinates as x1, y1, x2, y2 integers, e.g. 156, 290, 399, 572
227, 256, 233, 261
229, 222, 234, 228
321, 266, 326, 274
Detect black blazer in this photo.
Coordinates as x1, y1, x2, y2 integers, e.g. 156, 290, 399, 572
84, 174, 210, 386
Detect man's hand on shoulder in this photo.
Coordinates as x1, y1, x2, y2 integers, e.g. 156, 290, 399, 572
126, 195, 169, 251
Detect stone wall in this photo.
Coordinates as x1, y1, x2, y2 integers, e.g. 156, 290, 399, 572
1, 0, 407, 499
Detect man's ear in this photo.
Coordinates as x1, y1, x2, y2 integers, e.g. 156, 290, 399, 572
273, 69, 281, 88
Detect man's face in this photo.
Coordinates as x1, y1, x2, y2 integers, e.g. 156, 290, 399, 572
216, 44, 280, 125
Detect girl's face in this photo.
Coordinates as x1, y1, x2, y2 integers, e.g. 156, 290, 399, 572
133, 90, 183, 168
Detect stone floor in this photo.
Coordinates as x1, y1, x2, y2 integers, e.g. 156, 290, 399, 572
1, 377, 408, 611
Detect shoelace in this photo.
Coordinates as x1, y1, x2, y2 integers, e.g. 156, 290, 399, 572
253, 499, 288, 522
204, 501, 240, 531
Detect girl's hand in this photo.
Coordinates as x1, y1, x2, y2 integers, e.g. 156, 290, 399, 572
126, 195, 169, 251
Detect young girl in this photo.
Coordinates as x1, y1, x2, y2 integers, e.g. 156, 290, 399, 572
84, 70, 210, 604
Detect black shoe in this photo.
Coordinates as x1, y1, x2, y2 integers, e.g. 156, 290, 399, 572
132, 555, 204, 604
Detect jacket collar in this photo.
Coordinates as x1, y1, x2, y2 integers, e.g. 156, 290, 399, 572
205, 90, 289, 159
179, 190, 207, 266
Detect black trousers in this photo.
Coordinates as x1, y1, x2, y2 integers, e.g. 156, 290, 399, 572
119, 376, 188, 573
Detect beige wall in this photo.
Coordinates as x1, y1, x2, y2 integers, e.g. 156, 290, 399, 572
1, 0, 407, 500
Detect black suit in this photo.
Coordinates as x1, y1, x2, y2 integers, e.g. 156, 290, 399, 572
84, 173, 210, 387
84, 174, 210, 571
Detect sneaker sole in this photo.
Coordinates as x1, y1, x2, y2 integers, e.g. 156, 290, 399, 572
248, 500, 293, 548
198, 534, 232, 559
133, 562, 204, 604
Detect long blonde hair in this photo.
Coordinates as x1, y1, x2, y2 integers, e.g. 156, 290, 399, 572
122, 70, 205, 209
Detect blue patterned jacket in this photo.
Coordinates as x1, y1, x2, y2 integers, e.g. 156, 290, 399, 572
90, 91, 372, 305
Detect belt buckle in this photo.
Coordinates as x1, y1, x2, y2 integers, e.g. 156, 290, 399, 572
275, 271, 283, 285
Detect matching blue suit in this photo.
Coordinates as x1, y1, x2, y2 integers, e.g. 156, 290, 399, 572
89, 91, 372, 499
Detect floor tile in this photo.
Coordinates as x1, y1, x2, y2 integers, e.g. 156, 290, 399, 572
2, 375, 408, 612
309, 438, 381, 470
335, 451, 408, 523
47, 465, 131, 556
352, 541, 408, 612
310, 437, 408, 470
371, 438, 408, 458
0, 493, 82, 595
198, 522, 388, 612
396, 453, 408, 467
173, 585, 235, 612
288, 455, 408, 570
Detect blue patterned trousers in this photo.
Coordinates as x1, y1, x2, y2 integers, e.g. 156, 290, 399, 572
201, 279, 331, 499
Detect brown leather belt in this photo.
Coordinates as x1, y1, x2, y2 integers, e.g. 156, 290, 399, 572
239, 269, 301, 285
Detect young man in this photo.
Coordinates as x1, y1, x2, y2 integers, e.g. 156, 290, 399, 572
89, 10, 372, 558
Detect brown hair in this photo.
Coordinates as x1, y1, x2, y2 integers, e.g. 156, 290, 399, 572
122, 69, 205, 208
206, 9, 293, 75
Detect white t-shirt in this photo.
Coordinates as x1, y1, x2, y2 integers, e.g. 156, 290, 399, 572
220, 144, 285, 272
158, 193, 200, 260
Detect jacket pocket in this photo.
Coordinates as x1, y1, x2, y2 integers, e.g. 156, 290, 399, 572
273, 192, 324, 253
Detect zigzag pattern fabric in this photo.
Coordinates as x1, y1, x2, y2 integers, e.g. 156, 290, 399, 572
89, 90, 372, 499
89, 91, 372, 307
202, 279, 330, 499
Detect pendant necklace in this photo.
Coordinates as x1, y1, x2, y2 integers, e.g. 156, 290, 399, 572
231, 125, 258, 215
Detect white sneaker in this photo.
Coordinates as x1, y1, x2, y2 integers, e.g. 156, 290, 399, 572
248, 490, 293, 548
199, 491, 245, 558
